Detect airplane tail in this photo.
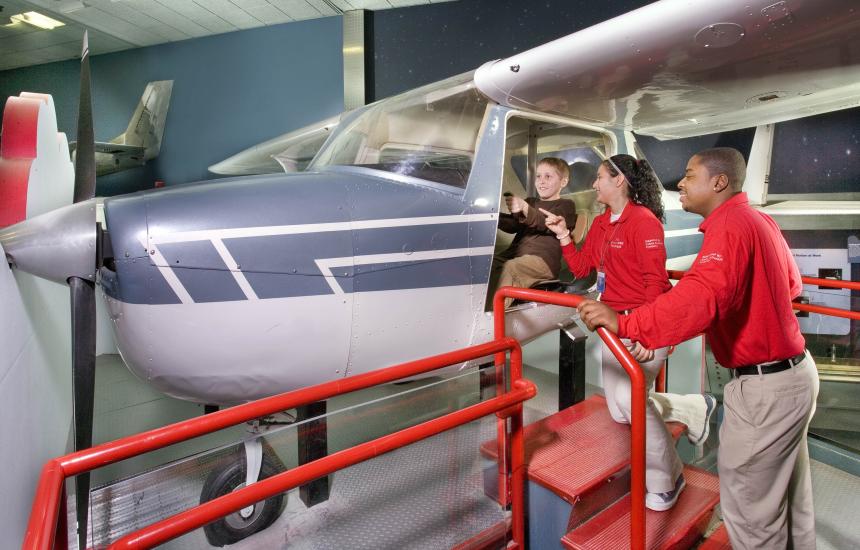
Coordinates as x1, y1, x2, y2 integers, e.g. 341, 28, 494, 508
115, 80, 173, 160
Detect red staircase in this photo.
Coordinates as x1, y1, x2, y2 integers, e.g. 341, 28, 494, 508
480, 394, 721, 549
698, 524, 731, 549
562, 465, 720, 550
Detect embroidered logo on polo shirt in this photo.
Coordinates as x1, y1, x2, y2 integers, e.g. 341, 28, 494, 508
699, 252, 724, 264
610, 240, 624, 249
644, 238, 662, 249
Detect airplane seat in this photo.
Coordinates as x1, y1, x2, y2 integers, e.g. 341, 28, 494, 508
562, 161, 598, 245
572, 212, 588, 244
563, 161, 597, 195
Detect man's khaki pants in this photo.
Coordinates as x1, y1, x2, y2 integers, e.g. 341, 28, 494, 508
719, 352, 819, 549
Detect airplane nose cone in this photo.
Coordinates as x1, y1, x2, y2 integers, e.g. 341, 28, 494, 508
0, 199, 98, 285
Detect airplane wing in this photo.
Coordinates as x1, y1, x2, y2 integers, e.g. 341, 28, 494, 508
208, 114, 341, 176
69, 141, 145, 158
757, 201, 860, 230
474, 0, 860, 139
94, 142, 145, 157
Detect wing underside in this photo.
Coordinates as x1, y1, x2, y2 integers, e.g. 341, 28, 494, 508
474, 0, 860, 139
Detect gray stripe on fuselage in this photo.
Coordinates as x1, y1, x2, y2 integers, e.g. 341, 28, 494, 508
157, 241, 247, 303
352, 221, 495, 256
351, 255, 492, 292
101, 261, 183, 304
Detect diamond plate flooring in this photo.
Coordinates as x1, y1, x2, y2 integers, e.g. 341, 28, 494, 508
70, 356, 860, 549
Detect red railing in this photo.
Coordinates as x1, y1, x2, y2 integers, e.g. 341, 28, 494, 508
24, 338, 534, 550
667, 270, 860, 321
493, 287, 647, 550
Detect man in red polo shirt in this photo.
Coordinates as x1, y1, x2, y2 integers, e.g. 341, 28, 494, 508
577, 148, 818, 549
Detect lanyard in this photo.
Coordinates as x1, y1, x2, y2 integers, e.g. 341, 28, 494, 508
598, 218, 622, 272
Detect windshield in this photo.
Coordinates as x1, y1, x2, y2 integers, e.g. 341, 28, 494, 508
310, 73, 489, 189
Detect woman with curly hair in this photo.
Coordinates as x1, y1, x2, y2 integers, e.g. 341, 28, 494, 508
541, 154, 714, 512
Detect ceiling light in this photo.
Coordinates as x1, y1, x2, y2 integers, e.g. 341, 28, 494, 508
10, 11, 66, 30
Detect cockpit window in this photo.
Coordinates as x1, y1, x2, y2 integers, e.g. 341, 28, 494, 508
309, 73, 488, 189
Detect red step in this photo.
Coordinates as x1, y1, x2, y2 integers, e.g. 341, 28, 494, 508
561, 465, 720, 550
699, 524, 731, 549
481, 395, 686, 504
450, 516, 511, 550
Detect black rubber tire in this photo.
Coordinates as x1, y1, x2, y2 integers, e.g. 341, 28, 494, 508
200, 449, 286, 547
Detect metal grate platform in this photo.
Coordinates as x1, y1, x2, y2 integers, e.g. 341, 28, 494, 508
561, 465, 719, 550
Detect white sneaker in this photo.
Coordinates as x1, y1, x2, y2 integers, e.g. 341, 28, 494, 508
687, 394, 717, 446
645, 473, 686, 512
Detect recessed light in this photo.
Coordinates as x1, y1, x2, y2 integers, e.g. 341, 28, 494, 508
10, 11, 66, 30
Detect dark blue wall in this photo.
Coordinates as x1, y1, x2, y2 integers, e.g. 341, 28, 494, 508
371, 0, 654, 100
0, 17, 343, 194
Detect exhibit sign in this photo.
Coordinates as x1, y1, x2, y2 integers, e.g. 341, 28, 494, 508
793, 248, 851, 336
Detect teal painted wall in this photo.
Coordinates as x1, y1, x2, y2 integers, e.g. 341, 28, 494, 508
0, 16, 344, 195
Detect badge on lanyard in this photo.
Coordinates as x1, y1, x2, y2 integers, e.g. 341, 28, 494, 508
596, 270, 606, 294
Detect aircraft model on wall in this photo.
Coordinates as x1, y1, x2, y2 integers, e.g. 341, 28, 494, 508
70, 80, 173, 177
3, 0, 860, 545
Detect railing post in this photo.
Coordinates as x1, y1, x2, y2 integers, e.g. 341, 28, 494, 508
597, 327, 646, 550
494, 287, 646, 550
54, 483, 67, 550
510, 345, 526, 548
493, 291, 510, 507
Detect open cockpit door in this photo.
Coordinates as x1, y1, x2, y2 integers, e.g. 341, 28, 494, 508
495, 115, 611, 255
482, 114, 612, 310
474, 0, 860, 140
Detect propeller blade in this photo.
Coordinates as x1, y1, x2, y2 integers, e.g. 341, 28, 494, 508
71, 30, 98, 550
70, 276, 96, 550
73, 31, 95, 204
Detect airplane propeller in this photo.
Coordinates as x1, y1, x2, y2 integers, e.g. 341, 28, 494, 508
70, 30, 97, 550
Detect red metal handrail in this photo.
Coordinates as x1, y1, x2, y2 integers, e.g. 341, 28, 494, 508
25, 337, 532, 550
667, 270, 860, 321
493, 287, 647, 550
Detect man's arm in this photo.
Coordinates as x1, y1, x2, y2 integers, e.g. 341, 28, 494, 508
619, 230, 749, 349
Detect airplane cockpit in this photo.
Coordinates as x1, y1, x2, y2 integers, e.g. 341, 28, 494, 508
309, 72, 488, 191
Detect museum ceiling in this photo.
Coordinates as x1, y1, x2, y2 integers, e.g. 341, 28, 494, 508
0, 0, 456, 71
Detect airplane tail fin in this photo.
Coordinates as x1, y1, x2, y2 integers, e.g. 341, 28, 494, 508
116, 80, 173, 159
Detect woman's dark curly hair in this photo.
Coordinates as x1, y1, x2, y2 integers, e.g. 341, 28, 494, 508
602, 154, 664, 222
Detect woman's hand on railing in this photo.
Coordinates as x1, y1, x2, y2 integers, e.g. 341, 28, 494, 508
626, 341, 654, 363
577, 299, 619, 333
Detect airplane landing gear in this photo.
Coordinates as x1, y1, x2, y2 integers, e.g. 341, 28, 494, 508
200, 437, 287, 547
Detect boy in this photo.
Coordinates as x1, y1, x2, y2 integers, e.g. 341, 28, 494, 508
490, 157, 578, 308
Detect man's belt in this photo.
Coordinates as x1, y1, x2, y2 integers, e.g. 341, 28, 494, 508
732, 352, 806, 377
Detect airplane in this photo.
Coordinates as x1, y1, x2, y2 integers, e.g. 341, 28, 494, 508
70, 80, 173, 177
3, 0, 860, 545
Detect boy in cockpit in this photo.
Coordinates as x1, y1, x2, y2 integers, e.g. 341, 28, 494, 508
490, 157, 578, 308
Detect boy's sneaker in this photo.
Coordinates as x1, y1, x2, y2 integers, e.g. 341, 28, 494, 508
688, 394, 717, 446
645, 473, 686, 512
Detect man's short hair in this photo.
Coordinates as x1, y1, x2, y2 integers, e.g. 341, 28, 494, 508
694, 148, 746, 191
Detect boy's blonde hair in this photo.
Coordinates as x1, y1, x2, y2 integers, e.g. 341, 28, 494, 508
538, 157, 570, 181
